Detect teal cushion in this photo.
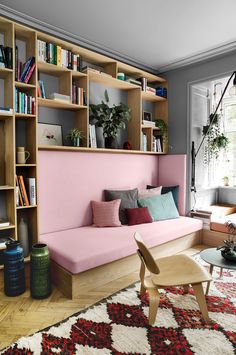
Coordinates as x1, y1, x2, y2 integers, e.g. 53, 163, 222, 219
138, 192, 179, 221
147, 185, 179, 209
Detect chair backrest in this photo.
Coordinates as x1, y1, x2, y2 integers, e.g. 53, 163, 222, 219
134, 232, 160, 274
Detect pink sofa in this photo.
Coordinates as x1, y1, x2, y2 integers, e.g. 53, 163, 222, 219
38, 152, 202, 276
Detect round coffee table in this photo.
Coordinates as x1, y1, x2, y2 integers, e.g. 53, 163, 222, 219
200, 247, 236, 294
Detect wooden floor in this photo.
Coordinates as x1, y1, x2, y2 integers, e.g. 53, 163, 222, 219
0, 244, 206, 350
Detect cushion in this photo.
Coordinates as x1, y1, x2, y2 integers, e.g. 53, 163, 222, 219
138, 186, 162, 199
138, 192, 179, 221
147, 184, 179, 209
125, 207, 153, 226
91, 199, 121, 227
104, 188, 138, 224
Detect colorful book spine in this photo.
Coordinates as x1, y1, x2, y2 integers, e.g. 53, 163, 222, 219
26, 178, 36, 205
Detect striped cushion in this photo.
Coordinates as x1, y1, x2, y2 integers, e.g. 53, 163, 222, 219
91, 199, 122, 227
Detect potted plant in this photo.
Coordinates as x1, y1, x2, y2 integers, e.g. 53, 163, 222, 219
154, 119, 168, 143
89, 90, 131, 148
217, 221, 236, 261
223, 176, 229, 186
66, 128, 83, 147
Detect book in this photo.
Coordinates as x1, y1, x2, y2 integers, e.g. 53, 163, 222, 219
20, 56, 35, 82
0, 107, 13, 114
49, 93, 70, 102
26, 178, 36, 205
0, 218, 10, 228
0, 45, 6, 68
24, 62, 36, 83
142, 120, 155, 126
39, 80, 46, 99
4, 47, 13, 69
89, 124, 97, 148
18, 175, 29, 206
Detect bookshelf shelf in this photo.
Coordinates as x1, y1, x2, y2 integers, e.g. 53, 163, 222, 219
16, 205, 38, 210
0, 113, 13, 119
0, 224, 15, 231
0, 67, 13, 78
88, 71, 141, 90
15, 82, 36, 89
15, 164, 37, 167
0, 185, 14, 190
38, 98, 87, 110
142, 91, 166, 102
15, 113, 36, 119
38, 61, 87, 77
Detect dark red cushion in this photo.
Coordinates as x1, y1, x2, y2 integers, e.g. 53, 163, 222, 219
125, 207, 153, 226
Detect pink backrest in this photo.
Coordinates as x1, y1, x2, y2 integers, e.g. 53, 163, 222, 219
38, 151, 187, 235
158, 155, 186, 216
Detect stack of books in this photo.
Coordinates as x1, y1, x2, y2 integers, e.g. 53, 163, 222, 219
0, 45, 13, 69
49, 93, 70, 103
0, 218, 10, 228
190, 210, 212, 230
0, 107, 13, 115
72, 83, 87, 105
15, 89, 36, 114
37, 40, 81, 71
142, 120, 155, 127
15, 51, 35, 83
146, 86, 156, 95
125, 77, 142, 86
152, 136, 163, 153
16, 176, 36, 207
89, 124, 97, 148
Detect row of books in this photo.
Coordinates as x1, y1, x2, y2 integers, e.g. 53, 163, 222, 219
133, 77, 167, 97
15, 89, 36, 115
37, 40, 82, 71
89, 124, 97, 148
0, 45, 13, 69
15, 51, 35, 83
72, 83, 87, 106
153, 136, 163, 153
16, 175, 36, 207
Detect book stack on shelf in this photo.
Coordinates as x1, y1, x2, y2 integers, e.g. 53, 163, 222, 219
49, 93, 70, 103
15, 51, 35, 83
141, 132, 147, 151
190, 210, 212, 230
37, 39, 81, 71
16, 176, 36, 207
0, 107, 13, 114
0, 45, 13, 69
125, 77, 142, 86
89, 124, 97, 148
152, 136, 163, 153
15, 89, 36, 114
38, 80, 46, 98
72, 82, 87, 105
0, 218, 10, 228
142, 120, 155, 127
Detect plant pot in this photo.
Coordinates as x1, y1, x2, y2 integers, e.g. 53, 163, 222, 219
221, 249, 236, 262
105, 137, 117, 149
95, 127, 105, 148
73, 137, 80, 147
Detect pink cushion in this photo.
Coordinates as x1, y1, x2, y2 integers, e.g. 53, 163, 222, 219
126, 207, 153, 226
139, 186, 162, 199
91, 199, 121, 227
40, 216, 202, 274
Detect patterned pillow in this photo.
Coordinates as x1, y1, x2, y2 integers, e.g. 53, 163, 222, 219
91, 199, 122, 227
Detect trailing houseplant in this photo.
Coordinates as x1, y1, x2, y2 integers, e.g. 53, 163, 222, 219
154, 119, 168, 143
66, 128, 84, 147
89, 90, 131, 148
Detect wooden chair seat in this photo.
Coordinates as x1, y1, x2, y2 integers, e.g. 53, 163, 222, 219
134, 232, 212, 325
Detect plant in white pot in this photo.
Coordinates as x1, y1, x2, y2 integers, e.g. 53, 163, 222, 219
66, 128, 83, 147
89, 90, 131, 149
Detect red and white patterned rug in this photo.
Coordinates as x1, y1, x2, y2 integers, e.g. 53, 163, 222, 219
1, 255, 236, 355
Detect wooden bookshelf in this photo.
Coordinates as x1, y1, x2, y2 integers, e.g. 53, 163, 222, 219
38, 98, 87, 110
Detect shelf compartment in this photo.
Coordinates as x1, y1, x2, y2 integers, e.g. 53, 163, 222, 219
17, 207, 38, 247
0, 118, 14, 186
0, 223, 15, 231
117, 62, 166, 84
88, 70, 141, 90
15, 119, 37, 164
0, 189, 15, 227
142, 91, 166, 102
38, 98, 87, 110
38, 61, 87, 77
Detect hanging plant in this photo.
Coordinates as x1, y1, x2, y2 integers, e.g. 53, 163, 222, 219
154, 119, 168, 142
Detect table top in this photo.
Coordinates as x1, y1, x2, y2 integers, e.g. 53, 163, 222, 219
200, 248, 236, 270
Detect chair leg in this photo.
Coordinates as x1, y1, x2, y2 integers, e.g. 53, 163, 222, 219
192, 283, 210, 322
140, 284, 146, 296
148, 288, 160, 325
183, 285, 189, 294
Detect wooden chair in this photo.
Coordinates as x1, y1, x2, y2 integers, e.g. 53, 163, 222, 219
134, 232, 212, 325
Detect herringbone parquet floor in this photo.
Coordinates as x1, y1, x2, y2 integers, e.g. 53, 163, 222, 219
0, 245, 204, 350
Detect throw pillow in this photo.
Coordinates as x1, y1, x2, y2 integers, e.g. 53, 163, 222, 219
91, 199, 122, 227
104, 188, 138, 225
139, 186, 162, 199
125, 207, 153, 226
138, 192, 179, 221
147, 184, 179, 209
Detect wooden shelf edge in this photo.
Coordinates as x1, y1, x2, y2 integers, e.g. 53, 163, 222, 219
0, 224, 15, 231
38, 145, 166, 155
16, 205, 37, 210
38, 98, 87, 110
0, 185, 14, 190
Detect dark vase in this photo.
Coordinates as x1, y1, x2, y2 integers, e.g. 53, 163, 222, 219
105, 136, 117, 149
95, 126, 105, 148
4, 240, 26, 296
30, 243, 51, 299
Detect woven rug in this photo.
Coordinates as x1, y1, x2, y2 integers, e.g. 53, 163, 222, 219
1, 255, 236, 355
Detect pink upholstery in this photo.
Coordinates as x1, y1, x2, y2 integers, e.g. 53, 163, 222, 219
158, 155, 186, 216
40, 217, 202, 274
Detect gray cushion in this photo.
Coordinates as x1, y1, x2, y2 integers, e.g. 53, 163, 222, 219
104, 188, 138, 224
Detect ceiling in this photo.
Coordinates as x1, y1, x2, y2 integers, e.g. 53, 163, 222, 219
1, 0, 236, 73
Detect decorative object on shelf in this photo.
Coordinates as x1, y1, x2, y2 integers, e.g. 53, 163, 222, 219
143, 111, 152, 121
117, 72, 125, 81
89, 90, 131, 149
16, 146, 30, 164
155, 119, 168, 143
38, 123, 63, 146
191, 71, 236, 192
4, 239, 26, 296
66, 128, 83, 147
123, 141, 132, 150
223, 176, 229, 186
18, 217, 29, 257
30, 243, 51, 299
156, 86, 167, 98
217, 220, 236, 262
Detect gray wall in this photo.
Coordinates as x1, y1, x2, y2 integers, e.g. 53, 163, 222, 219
164, 52, 236, 211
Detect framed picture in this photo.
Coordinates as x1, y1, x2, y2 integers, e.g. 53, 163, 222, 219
38, 123, 63, 146
143, 111, 152, 121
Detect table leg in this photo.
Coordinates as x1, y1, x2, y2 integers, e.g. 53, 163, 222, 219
206, 264, 213, 295
219, 267, 223, 278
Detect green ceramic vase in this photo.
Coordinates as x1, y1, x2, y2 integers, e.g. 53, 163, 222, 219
30, 243, 51, 299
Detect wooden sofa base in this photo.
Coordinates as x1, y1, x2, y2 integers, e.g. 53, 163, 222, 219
202, 229, 230, 247
51, 230, 202, 299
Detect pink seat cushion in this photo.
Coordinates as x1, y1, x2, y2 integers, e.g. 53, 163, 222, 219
40, 216, 202, 274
